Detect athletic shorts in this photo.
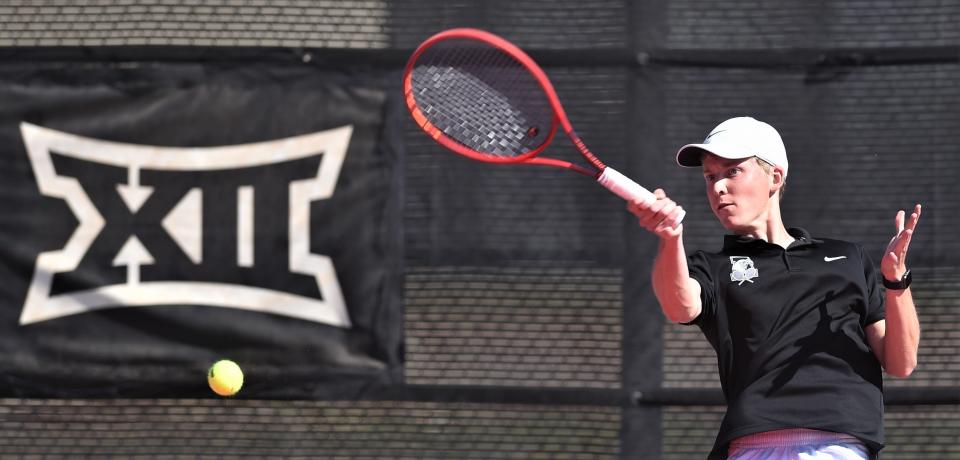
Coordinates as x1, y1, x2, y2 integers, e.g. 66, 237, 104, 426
728, 428, 869, 460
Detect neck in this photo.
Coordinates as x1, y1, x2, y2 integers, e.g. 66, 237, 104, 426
737, 200, 794, 249
742, 224, 794, 248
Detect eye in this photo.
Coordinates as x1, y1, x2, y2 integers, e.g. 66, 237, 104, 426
728, 167, 742, 177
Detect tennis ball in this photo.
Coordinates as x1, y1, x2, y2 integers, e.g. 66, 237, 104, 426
207, 359, 243, 397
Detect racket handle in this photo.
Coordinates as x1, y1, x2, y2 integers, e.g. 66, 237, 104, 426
597, 167, 655, 204
597, 167, 686, 224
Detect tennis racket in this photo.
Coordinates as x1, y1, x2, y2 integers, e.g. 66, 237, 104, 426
403, 28, 684, 224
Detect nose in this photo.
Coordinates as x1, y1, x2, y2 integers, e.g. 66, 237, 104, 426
712, 178, 727, 196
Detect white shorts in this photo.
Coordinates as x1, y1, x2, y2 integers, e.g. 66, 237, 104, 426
728, 428, 870, 460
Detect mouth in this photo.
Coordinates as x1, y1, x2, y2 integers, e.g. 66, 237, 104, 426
717, 203, 734, 211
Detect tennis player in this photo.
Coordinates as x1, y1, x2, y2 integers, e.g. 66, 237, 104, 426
628, 117, 921, 460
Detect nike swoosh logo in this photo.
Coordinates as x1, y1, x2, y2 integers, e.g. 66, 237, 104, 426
824, 256, 847, 262
704, 129, 727, 142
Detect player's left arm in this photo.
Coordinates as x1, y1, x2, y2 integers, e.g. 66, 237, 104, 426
866, 204, 922, 378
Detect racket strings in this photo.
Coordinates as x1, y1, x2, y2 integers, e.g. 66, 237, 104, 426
441, 45, 515, 149
422, 44, 520, 152
490, 47, 551, 147
411, 39, 553, 158
467, 47, 536, 153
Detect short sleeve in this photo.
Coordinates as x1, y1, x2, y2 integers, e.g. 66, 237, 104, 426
683, 250, 716, 327
859, 244, 886, 326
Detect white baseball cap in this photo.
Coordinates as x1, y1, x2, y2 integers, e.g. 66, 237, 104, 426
676, 117, 788, 175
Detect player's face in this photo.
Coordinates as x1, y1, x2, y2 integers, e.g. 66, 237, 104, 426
702, 155, 776, 232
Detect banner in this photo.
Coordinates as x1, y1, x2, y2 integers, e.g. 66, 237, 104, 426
0, 60, 404, 398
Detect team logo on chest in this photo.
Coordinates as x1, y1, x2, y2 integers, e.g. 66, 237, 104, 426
729, 256, 758, 285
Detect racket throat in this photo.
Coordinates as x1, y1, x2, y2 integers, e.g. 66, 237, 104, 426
568, 131, 606, 171
525, 157, 596, 177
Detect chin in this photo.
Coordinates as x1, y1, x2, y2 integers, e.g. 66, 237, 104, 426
712, 211, 736, 228
720, 222, 743, 232
714, 213, 746, 233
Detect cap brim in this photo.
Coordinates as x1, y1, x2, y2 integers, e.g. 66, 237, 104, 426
675, 143, 754, 168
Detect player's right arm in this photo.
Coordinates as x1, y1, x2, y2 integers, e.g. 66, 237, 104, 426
627, 189, 703, 323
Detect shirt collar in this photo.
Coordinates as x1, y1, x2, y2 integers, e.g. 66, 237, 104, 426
722, 227, 822, 251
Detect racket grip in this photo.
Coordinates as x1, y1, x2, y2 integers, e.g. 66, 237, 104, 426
597, 167, 686, 224
597, 167, 655, 204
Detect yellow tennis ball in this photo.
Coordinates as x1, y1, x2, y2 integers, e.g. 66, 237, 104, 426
207, 359, 243, 397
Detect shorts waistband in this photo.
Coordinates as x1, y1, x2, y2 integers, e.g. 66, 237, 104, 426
730, 428, 863, 450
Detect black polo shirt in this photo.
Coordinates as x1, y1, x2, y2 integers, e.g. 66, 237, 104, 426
685, 227, 886, 460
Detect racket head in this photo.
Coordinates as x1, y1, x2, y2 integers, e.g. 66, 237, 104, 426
403, 28, 564, 164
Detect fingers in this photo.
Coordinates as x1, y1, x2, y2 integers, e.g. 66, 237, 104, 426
894, 204, 922, 233
626, 189, 668, 217
643, 200, 676, 227
889, 204, 921, 242
639, 196, 675, 226
626, 189, 684, 236
655, 207, 686, 233
905, 204, 921, 232
884, 203, 922, 275
900, 205, 921, 257
893, 228, 913, 259
886, 251, 900, 267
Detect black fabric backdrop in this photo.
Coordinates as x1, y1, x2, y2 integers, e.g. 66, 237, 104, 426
0, 62, 404, 398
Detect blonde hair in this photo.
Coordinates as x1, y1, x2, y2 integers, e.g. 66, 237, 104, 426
754, 157, 786, 200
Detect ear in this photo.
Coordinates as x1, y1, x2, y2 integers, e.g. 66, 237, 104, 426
769, 167, 786, 196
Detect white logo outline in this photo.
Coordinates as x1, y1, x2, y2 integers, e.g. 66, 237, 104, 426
729, 256, 759, 285
824, 256, 847, 262
19, 122, 353, 327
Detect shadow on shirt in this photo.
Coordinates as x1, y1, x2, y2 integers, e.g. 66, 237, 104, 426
765, 292, 880, 397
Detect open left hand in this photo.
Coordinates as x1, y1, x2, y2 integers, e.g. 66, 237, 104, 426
881, 204, 921, 281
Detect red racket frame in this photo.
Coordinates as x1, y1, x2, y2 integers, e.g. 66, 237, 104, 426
403, 28, 605, 178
